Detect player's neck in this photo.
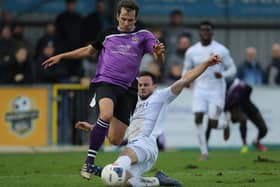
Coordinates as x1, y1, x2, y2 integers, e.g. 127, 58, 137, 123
117, 26, 136, 33
139, 93, 152, 100
201, 40, 212, 46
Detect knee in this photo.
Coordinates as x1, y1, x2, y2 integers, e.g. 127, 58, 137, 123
99, 111, 113, 122
208, 119, 218, 128
108, 135, 122, 145
195, 115, 203, 124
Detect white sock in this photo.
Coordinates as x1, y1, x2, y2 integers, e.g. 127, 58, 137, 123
128, 177, 160, 187
114, 155, 132, 171
196, 124, 208, 155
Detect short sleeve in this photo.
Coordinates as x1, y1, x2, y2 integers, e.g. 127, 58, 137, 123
156, 87, 177, 104
91, 30, 106, 50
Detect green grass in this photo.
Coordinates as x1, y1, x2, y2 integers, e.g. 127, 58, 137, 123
0, 150, 280, 187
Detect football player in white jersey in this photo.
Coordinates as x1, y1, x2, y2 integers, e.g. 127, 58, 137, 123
75, 54, 221, 186
182, 21, 237, 160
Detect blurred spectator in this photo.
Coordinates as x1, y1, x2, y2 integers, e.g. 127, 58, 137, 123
237, 47, 264, 86
82, 0, 111, 44
0, 25, 14, 82
11, 23, 32, 50
166, 33, 191, 83
146, 62, 163, 83
80, 0, 111, 86
55, 0, 84, 82
0, 11, 13, 26
34, 22, 56, 60
164, 9, 190, 58
56, 0, 83, 51
0, 25, 16, 63
2, 47, 33, 84
266, 43, 280, 86
35, 41, 67, 83
167, 63, 182, 82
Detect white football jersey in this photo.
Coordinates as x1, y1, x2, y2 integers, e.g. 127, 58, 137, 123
183, 40, 236, 92
126, 87, 176, 140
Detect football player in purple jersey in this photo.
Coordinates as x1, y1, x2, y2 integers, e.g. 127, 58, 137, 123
42, 0, 164, 179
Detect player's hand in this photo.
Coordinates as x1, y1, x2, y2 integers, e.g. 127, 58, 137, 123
75, 121, 94, 132
207, 54, 221, 66
214, 72, 223, 79
14, 73, 24, 82
153, 40, 165, 56
42, 55, 62, 69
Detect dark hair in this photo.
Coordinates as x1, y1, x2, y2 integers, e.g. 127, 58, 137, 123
199, 21, 214, 29
170, 9, 183, 17
178, 32, 192, 41
65, 0, 76, 3
139, 71, 157, 84
117, 0, 139, 17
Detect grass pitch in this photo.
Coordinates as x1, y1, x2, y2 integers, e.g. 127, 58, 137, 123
0, 149, 280, 187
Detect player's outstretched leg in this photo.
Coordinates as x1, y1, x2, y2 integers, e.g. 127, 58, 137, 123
155, 171, 182, 186
76, 120, 109, 179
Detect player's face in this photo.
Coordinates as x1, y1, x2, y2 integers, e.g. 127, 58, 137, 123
117, 7, 137, 32
138, 76, 157, 99
199, 25, 213, 45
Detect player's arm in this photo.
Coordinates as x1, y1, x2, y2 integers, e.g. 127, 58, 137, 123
171, 54, 221, 95
222, 57, 237, 78
42, 44, 97, 69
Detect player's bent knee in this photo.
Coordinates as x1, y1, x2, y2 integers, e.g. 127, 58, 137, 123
108, 136, 122, 145
208, 119, 218, 128
260, 126, 268, 137
99, 112, 113, 122
195, 117, 203, 124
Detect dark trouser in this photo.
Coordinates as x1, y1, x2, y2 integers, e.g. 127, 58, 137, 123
229, 98, 268, 145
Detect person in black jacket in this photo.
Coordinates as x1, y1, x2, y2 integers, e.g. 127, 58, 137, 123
82, 0, 111, 44
55, 0, 84, 82
3, 47, 33, 84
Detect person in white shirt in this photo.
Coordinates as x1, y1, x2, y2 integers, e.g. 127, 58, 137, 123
182, 21, 237, 160
75, 54, 221, 186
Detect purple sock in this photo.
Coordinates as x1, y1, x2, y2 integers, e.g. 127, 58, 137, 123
85, 118, 109, 164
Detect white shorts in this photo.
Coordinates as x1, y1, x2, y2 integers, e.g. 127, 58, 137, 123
192, 90, 225, 119
126, 136, 158, 177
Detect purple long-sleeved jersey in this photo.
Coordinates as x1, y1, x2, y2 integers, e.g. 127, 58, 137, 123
90, 27, 156, 89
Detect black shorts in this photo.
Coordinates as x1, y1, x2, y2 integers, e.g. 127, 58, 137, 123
90, 82, 137, 125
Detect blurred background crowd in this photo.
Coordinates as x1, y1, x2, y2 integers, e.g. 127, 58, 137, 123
0, 0, 280, 87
